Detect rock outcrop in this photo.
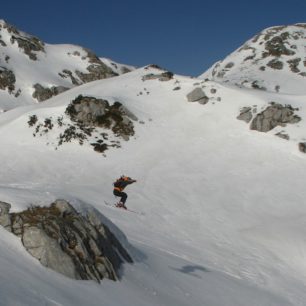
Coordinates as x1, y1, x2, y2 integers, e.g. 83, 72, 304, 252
298, 142, 306, 153
0, 67, 15, 93
32, 84, 69, 102
186, 87, 209, 104
201, 24, 306, 94
66, 95, 137, 140
0, 199, 133, 282
0, 20, 133, 111
249, 103, 301, 132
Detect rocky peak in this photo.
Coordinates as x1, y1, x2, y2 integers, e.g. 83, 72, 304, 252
201, 24, 306, 94
0, 20, 133, 111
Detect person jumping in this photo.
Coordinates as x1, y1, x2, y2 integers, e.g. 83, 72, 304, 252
113, 175, 137, 209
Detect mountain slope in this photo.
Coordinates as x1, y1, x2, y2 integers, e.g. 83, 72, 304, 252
0, 66, 305, 305
0, 19, 134, 112
200, 24, 306, 94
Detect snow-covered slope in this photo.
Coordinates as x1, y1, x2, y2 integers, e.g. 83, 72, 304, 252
200, 24, 306, 94
0, 19, 134, 112
0, 65, 306, 305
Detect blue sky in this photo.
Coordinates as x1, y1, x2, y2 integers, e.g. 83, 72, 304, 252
1, 0, 305, 76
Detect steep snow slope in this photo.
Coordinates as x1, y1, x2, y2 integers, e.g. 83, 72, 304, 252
201, 24, 306, 94
0, 19, 133, 112
0, 66, 306, 305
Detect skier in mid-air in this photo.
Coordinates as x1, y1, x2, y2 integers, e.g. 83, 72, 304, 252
113, 175, 137, 209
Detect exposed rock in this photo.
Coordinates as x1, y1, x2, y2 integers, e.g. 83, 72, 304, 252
186, 87, 209, 104
142, 71, 173, 82
250, 103, 301, 132
76, 64, 116, 83
287, 58, 301, 73
0, 201, 12, 230
0, 199, 133, 282
32, 84, 69, 102
263, 33, 295, 57
0, 67, 15, 93
59, 69, 81, 85
237, 107, 253, 123
5, 21, 45, 60
275, 132, 290, 140
298, 142, 306, 153
267, 59, 284, 70
65, 95, 136, 140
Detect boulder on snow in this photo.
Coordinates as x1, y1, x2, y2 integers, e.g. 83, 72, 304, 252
250, 103, 301, 132
298, 142, 306, 153
0, 199, 133, 282
0, 67, 16, 93
237, 107, 253, 123
66, 95, 136, 140
186, 87, 209, 104
32, 83, 69, 102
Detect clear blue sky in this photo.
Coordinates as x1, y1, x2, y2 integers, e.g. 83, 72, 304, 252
1, 0, 305, 76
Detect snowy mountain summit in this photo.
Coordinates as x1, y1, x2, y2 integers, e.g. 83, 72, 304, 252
201, 23, 306, 94
0, 19, 133, 112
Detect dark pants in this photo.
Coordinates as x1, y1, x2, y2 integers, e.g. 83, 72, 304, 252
113, 189, 128, 204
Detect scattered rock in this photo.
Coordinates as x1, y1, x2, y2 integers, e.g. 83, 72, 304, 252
0, 199, 133, 282
32, 84, 69, 102
0, 67, 16, 93
298, 142, 306, 153
250, 103, 301, 132
142, 71, 173, 82
237, 107, 253, 123
186, 88, 209, 104
66, 95, 136, 140
275, 132, 290, 140
267, 59, 284, 70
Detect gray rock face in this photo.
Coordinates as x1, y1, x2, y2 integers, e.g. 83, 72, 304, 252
237, 107, 253, 123
298, 142, 306, 153
4, 22, 45, 61
186, 88, 209, 104
0, 199, 133, 282
0, 67, 16, 92
66, 95, 136, 140
250, 103, 301, 132
0, 201, 12, 230
32, 84, 69, 102
142, 71, 173, 82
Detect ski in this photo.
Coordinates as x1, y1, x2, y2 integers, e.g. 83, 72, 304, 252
103, 201, 145, 216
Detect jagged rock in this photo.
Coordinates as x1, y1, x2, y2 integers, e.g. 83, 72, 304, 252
5, 22, 45, 60
66, 95, 136, 140
0, 67, 16, 92
237, 107, 253, 123
275, 132, 290, 140
32, 84, 69, 102
298, 142, 306, 153
250, 103, 301, 132
142, 71, 173, 82
267, 59, 284, 70
186, 88, 209, 104
59, 69, 81, 85
0, 199, 133, 282
76, 64, 116, 83
0, 201, 11, 230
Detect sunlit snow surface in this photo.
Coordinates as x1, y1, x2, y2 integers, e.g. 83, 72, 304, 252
0, 67, 305, 305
